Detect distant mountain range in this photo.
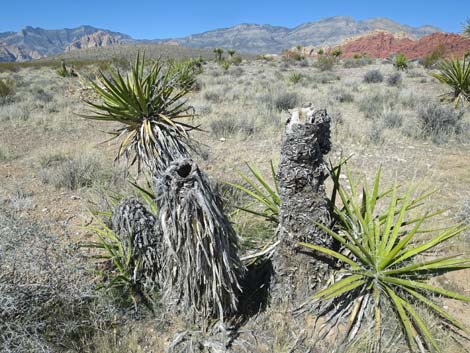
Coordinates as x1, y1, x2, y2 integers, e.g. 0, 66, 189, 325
0, 17, 443, 62
0, 25, 132, 62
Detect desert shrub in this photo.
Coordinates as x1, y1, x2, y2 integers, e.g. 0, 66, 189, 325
0, 101, 31, 121
0, 211, 116, 352
416, 101, 464, 140
0, 78, 16, 104
420, 45, 446, 69
381, 110, 403, 128
393, 53, 408, 71
219, 59, 231, 71
331, 48, 342, 58
363, 69, 384, 83
457, 200, 470, 225
358, 90, 395, 119
432, 57, 470, 106
203, 89, 222, 103
314, 55, 335, 71
31, 87, 53, 103
231, 55, 243, 65
312, 72, 340, 84
289, 72, 303, 84
282, 50, 303, 62
274, 91, 299, 111
368, 121, 385, 144
209, 114, 256, 138
229, 66, 244, 77
39, 155, 107, 190
330, 87, 354, 103
343, 57, 373, 68
387, 72, 402, 86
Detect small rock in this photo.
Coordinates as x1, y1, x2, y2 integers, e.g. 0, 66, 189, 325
42, 208, 48, 212
71, 195, 80, 200
220, 137, 226, 142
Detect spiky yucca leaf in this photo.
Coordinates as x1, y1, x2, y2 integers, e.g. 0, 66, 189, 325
82, 53, 199, 174
301, 166, 470, 352
227, 160, 280, 224
432, 57, 470, 107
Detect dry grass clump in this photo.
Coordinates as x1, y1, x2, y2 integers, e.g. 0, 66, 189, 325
39, 153, 115, 190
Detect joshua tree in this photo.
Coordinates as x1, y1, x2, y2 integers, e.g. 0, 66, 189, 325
213, 48, 224, 61
227, 49, 236, 58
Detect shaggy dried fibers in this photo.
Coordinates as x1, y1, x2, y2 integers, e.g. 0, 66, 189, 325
155, 159, 245, 322
111, 197, 160, 291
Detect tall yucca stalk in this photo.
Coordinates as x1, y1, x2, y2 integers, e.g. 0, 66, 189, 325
432, 57, 470, 107
301, 165, 470, 352
82, 54, 199, 174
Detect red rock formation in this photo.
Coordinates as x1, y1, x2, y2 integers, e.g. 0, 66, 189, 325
339, 32, 470, 59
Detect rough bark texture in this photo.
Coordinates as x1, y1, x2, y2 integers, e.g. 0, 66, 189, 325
274, 106, 333, 300
154, 158, 245, 322
111, 197, 160, 291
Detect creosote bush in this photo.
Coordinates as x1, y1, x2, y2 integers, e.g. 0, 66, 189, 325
363, 69, 384, 83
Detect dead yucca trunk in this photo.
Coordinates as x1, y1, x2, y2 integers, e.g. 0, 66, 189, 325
155, 158, 245, 322
111, 197, 160, 291
274, 105, 334, 299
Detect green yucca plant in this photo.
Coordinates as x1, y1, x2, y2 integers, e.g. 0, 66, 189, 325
462, 17, 470, 37
82, 215, 155, 311
300, 165, 470, 352
82, 53, 199, 174
289, 72, 303, 84
393, 53, 408, 71
432, 57, 470, 107
227, 161, 280, 224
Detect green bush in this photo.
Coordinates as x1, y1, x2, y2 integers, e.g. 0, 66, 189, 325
343, 57, 373, 68
315, 55, 335, 71
393, 53, 408, 71
420, 45, 445, 69
0, 78, 16, 103
331, 48, 342, 58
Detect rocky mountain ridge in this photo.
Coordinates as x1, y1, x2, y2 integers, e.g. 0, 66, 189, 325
0, 17, 443, 61
0, 25, 132, 62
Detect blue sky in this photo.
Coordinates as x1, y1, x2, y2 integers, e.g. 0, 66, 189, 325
1, 0, 468, 38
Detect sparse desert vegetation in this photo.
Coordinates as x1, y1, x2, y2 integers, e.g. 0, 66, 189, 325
1, 48, 470, 353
